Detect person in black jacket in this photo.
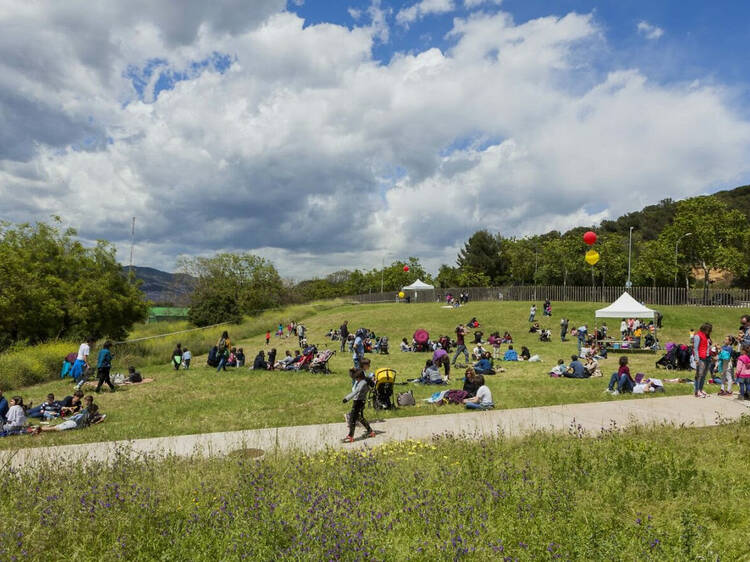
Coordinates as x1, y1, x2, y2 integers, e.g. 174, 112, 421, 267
340, 321, 349, 352
253, 351, 267, 370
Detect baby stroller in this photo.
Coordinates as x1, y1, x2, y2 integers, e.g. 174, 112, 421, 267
293, 345, 317, 370
413, 329, 430, 352
310, 349, 335, 374
378, 336, 389, 354
206, 346, 220, 368
370, 368, 396, 410
656, 343, 677, 370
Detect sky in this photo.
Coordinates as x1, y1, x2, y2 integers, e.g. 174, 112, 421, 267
1, 0, 750, 279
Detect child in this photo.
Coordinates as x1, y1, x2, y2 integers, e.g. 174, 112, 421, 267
127, 366, 142, 383
172, 343, 182, 371
420, 359, 444, 384
549, 359, 566, 377
182, 347, 192, 370
462, 375, 494, 409
717, 336, 734, 396
237, 348, 246, 368
96, 340, 116, 392
734, 345, 750, 400
266, 331, 271, 345
342, 369, 375, 442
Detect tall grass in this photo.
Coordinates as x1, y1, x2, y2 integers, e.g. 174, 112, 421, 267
1, 421, 747, 560
0, 300, 349, 391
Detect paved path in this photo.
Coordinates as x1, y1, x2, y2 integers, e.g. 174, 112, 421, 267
2, 395, 748, 469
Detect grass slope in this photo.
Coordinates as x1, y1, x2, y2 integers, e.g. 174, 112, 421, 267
1, 422, 748, 560
1, 300, 742, 450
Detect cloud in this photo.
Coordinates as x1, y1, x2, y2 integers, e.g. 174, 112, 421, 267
464, 0, 502, 8
637, 20, 664, 40
396, 0, 455, 27
0, 6, 748, 279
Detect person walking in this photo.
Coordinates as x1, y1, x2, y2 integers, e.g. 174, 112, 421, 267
451, 325, 469, 365
352, 329, 365, 369
95, 341, 116, 393
73, 338, 95, 390
693, 323, 712, 398
528, 304, 536, 323
340, 320, 349, 352
343, 369, 375, 442
171, 343, 182, 370
265, 330, 271, 346
560, 318, 569, 342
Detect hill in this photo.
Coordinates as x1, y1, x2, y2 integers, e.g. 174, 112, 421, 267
128, 265, 196, 305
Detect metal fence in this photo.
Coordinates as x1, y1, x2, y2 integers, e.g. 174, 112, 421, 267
350, 285, 750, 307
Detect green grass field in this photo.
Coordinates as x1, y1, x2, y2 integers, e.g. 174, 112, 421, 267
0, 300, 742, 450
1, 421, 748, 560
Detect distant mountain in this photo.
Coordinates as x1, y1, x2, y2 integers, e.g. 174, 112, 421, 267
126, 266, 196, 305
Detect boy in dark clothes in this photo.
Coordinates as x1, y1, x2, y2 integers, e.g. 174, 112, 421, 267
343, 369, 375, 442
96, 341, 116, 392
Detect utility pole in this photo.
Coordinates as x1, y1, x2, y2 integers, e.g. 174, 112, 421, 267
625, 226, 634, 289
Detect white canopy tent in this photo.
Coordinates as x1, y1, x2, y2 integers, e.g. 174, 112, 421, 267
595, 292, 657, 351
595, 292, 655, 319
402, 279, 435, 301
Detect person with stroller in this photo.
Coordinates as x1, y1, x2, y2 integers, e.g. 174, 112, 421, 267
343, 368, 376, 442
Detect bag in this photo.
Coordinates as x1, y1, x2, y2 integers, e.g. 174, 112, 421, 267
397, 391, 415, 407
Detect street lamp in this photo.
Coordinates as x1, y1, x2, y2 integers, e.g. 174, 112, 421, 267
625, 226, 634, 289
674, 232, 693, 288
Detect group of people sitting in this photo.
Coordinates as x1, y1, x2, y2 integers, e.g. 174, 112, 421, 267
548, 354, 603, 378
0, 388, 105, 437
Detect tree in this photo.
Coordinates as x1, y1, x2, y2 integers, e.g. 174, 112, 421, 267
632, 239, 675, 287
661, 196, 747, 302
0, 220, 148, 349
456, 230, 508, 284
181, 253, 285, 326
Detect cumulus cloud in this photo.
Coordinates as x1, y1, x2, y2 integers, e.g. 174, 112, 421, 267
637, 20, 664, 40
396, 0, 455, 27
464, 0, 502, 8
0, 4, 748, 279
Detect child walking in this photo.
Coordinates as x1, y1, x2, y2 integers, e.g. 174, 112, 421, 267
342, 369, 375, 442
182, 347, 192, 370
717, 336, 734, 396
734, 345, 750, 400
95, 341, 116, 393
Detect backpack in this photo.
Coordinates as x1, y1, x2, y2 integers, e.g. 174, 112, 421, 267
397, 391, 415, 407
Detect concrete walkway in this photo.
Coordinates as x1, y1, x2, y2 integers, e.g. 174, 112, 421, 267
2, 394, 748, 469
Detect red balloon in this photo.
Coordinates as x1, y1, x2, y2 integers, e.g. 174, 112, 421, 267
583, 231, 597, 245
403, 265, 410, 272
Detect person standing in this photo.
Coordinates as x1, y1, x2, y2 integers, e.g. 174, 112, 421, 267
265, 330, 271, 346
340, 320, 349, 353
73, 338, 94, 390
528, 304, 536, 323
693, 323, 712, 398
95, 341, 116, 393
560, 318, 569, 342
342, 369, 375, 442
739, 315, 750, 347
171, 343, 182, 370
352, 329, 365, 369
451, 325, 469, 365
543, 299, 551, 317
182, 347, 192, 369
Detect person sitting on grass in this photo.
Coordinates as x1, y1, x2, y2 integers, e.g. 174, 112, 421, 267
266, 348, 275, 370
0, 388, 8, 424
529, 322, 540, 333
275, 350, 294, 369
501, 331, 513, 344
343, 369, 375, 442
520, 346, 531, 361
36, 403, 102, 433
472, 343, 486, 361
462, 368, 480, 397
564, 355, 589, 379
127, 366, 142, 383
252, 350, 267, 370
420, 360, 445, 384
474, 352, 495, 375
400, 338, 412, 352
462, 375, 494, 410
584, 355, 602, 378
1, 396, 27, 435
503, 345, 519, 361
59, 392, 86, 416
549, 359, 567, 377
226, 347, 238, 367
606, 356, 634, 394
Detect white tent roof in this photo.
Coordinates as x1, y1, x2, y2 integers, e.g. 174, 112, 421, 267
402, 279, 434, 291
595, 292, 655, 319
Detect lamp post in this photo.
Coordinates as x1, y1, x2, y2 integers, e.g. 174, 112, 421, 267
674, 232, 693, 288
625, 226, 634, 289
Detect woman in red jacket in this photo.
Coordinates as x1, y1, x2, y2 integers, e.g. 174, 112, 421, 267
693, 323, 712, 398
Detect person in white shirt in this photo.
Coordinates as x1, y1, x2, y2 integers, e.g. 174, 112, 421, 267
462, 375, 494, 410
2, 396, 27, 434
182, 348, 192, 369
72, 338, 95, 389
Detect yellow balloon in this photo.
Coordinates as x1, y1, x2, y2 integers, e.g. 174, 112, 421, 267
585, 250, 600, 266
398, 291, 405, 299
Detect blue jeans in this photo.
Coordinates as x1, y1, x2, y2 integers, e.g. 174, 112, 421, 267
608, 373, 633, 392
695, 358, 710, 392
739, 378, 750, 395
216, 357, 227, 372
452, 345, 468, 364
466, 402, 493, 410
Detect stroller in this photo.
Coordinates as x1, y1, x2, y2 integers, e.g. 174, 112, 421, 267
656, 343, 677, 370
206, 346, 220, 368
413, 329, 430, 352
310, 349, 335, 374
293, 345, 317, 370
370, 368, 396, 410
377, 336, 389, 354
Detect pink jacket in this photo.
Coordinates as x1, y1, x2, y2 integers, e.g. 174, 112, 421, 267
735, 354, 750, 379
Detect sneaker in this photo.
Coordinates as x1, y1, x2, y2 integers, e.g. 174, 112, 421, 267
343, 435, 354, 443
604, 389, 612, 394
717, 390, 727, 396
611, 390, 619, 396
366, 431, 376, 438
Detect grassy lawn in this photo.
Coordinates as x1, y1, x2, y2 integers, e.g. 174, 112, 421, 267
1, 300, 742, 450
1, 422, 748, 560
